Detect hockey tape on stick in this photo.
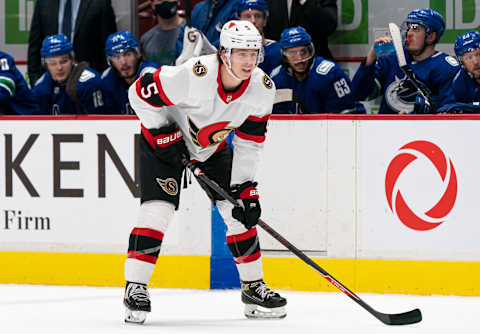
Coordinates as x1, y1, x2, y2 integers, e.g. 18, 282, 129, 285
181, 156, 422, 326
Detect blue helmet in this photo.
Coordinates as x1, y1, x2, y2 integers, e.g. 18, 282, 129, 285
237, 0, 268, 16
454, 30, 480, 58
279, 26, 312, 50
105, 30, 139, 58
40, 34, 73, 58
406, 8, 445, 43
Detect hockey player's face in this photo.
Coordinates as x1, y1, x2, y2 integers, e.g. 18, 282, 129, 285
461, 49, 480, 77
111, 50, 139, 80
284, 46, 311, 73
406, 23, 427, 53
45, 55, 73, 84
230, 49, 258, 79
239, 9, 266, 34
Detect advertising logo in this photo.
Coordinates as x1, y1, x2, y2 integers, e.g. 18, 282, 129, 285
4, 0, 35, 44
385, 140, 457, 231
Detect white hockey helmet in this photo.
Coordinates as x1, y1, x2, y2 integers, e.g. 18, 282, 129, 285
220, 20, 263, 51
219, 20, 264, 80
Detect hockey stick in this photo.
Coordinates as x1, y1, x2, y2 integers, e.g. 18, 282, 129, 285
389, 23, 433, 108
184, 0, 192, 27
182, 158, 422, 326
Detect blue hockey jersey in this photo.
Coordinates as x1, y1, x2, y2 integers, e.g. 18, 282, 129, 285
259, 40, 281, 76
101, 60, 158, 114
271, 57, 358, 114
352, 50, 460, 114
176, 0, 239, 54
32, 66, 106, 115
452, 68, 480, 103
0, 51, 39, 115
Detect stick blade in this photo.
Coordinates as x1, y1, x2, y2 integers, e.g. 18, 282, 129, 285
388, 22, 407, 67
376, 308, 422, 325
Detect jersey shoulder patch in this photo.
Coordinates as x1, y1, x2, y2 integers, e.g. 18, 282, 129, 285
316, 60, 335, 75
79, 69, 96, 83
192, 60, 208, 77
445, 55, 459, 67
262, 74, 273, 89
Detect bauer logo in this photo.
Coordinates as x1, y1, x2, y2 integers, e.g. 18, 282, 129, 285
384, 140, 457, 231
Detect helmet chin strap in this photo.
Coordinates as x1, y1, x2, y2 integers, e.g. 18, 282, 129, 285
221, 49, 243, 81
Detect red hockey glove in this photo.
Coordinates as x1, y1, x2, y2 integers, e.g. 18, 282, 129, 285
150, 124, 189, 168
231, 181, 261, 229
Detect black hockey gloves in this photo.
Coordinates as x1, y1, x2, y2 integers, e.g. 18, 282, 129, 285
151, 123, 189, 168
231, 181, 261, 229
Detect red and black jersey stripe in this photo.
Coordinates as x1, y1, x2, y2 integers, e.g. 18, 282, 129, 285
235, 114, 270, 143
135, 69, 174, 107
127, 227, 164, 264
226, 227, 261, 264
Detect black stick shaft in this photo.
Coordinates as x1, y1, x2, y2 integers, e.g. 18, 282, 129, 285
182, 158, 421, 325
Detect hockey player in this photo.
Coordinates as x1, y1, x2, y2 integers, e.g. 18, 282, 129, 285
452, 30, 480, 104
32, 34, 105, 114
124, 20, 286, 324
102, 31, 158, 114
237, 0, 281, 75
271, 26, 361, 114
351, 8, 459, 114
0, 51, 39, 115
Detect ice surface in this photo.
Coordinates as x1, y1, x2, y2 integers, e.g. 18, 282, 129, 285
0, 284, 477, 334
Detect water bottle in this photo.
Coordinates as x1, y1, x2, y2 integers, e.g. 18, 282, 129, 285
374, 41, 395, 56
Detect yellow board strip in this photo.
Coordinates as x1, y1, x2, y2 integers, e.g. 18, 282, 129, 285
0, 252, 209, 289
263, 257, 480, 296
1, 252, 479, 296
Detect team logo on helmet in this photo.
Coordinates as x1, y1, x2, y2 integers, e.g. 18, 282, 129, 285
193, 60, 208, 77
188, 117, 234, 148
262, 75, 273, 89
156, 177, 178, 195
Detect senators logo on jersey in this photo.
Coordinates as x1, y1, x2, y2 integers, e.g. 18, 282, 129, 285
156, 177, 178, 195
188, 117, 234, 148
193, 60, 208, 77
263, 75, 273, 89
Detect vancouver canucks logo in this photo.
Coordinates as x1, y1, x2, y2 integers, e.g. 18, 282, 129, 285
188, 117, 234, 148
385, 75, 417, 114
193, 60, 207, 77
156, 177, 178, 196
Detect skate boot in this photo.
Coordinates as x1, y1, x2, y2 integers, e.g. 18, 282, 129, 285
124, 282, 151, 324
241, 280, 287, 319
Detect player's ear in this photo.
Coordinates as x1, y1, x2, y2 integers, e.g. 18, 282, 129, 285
426, 31, 437, 44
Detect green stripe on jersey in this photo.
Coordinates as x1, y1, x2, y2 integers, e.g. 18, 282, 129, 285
0, 76, 15, 96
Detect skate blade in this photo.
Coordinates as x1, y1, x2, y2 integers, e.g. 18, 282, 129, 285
244, 304, 286, 319
125, 308, 147, 324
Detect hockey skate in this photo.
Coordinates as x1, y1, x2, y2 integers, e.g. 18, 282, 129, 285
124, 282, 151, 324
241, 280, 287, 319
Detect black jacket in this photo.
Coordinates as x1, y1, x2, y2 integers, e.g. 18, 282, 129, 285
27, 0, 117, 85
264, 0, 338, 59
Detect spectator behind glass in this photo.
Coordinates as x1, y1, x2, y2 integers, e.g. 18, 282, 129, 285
237, 0, 281, 75
27, 0, 117, 85
176, 0, 240, 55
452, 31, 480, 103
102, 31, 159, 114
32, 34, 106, 115
141, 0, 184, 66
263, 0, 337, 60
271, 26, 362, 114
0, 51, 39, 115
351, 8, 459, 114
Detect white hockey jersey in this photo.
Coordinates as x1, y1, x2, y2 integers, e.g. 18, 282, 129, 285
128, 54, 276, 185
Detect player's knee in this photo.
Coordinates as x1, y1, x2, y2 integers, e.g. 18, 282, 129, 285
216, 200, 248, 235
136, 200, 175, 232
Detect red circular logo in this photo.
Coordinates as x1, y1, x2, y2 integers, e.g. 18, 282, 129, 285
385, 140, 457, 231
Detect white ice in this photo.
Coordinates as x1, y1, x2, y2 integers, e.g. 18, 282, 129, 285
0, 284, 477, 334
